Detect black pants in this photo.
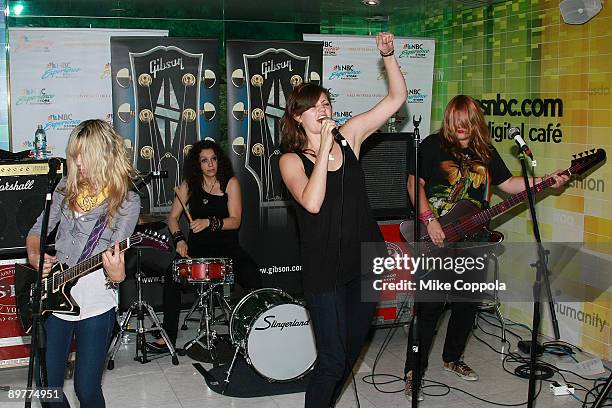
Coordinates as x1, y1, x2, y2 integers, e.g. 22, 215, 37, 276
162, 248, 262, 345
304, 278, 377, 408
404, 300, 477, 376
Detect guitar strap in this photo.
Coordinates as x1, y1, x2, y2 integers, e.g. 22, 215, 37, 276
77, 214, 108, 263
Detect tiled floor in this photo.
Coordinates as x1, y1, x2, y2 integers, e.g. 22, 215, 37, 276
0, 310, 608, 407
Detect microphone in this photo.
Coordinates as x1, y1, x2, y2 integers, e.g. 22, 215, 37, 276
319, 116, 347, 146
150, 170, 168, 178
508, 127, 534, 160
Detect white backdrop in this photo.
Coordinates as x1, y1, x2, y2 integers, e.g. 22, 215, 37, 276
8, 28, 167, 156
303, 34, 435, 138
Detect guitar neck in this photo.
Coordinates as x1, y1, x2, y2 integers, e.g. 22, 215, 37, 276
478, 168, 571, 224
54, 238, 131, 288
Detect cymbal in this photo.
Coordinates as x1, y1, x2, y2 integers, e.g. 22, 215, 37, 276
138, 214, 167, 225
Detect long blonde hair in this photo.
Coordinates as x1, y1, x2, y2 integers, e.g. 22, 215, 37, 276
440, 95, 492, 163
64, 119, 135, 223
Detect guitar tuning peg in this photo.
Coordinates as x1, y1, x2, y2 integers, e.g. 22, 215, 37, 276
578, 152, 583, 157
572, 154, 577, 159
590, 149, 595, 154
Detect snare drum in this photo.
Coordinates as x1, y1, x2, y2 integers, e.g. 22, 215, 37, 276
230, 288, 317, 382
173, 258, 232, 283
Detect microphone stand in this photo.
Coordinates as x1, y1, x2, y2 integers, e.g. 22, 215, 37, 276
24, 158, 61, 408
517, 152, 559, 408
410, 130, 421, 407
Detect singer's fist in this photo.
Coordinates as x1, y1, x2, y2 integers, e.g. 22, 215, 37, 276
376, 32, 394, 55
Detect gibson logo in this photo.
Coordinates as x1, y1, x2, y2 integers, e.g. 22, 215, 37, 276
150, 57, 185, 79
0, 179, 35, 192
262, 60, 293, 79
254, 315, 310, 331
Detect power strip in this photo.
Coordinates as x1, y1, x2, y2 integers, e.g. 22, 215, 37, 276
549, 381, 575, 396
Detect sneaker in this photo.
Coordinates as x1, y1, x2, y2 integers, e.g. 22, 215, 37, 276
444, 360, 478, 381
404, 371, 425, 401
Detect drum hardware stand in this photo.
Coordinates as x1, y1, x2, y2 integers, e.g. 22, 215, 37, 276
222, 340, 243, 394
182, 281, 232, 364
107, 247, 179, 368
181, 282, 232, 330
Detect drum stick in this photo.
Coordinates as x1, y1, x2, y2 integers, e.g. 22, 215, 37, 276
173, 187, 193, 223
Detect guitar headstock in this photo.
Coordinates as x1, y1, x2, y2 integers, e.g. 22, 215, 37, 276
130, 230, 170, 251
570, 148, 606, 176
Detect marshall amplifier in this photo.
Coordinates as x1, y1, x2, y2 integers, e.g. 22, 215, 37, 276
0, 160, 64, 255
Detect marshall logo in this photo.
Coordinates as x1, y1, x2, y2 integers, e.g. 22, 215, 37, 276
261, 59, 293, 79
150, 57, 185, 79
0, 179, 35, 192
254, 315, 310, 331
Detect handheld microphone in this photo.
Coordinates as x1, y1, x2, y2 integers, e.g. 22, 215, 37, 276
319, 116, 347, 146
508, 127, 534, 160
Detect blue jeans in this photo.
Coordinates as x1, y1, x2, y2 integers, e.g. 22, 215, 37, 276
304, 278, 377, 408
42, 308, 116, 408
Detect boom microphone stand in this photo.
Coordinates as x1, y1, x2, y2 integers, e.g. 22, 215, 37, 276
517, 151, 560, 408
409, 128, 421, 407
24, 158, 61, 408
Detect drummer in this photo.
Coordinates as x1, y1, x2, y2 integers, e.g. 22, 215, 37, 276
147, 140, 262, 353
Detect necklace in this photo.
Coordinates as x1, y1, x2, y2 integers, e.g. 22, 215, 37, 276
202, 179, 217, 205
329, 152, 335, 161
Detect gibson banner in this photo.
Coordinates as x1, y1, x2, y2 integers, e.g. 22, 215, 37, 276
226, 40, 323, 294
111, 37, 220, 213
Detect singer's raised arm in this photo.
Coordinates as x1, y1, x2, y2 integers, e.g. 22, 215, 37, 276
340, 32, 408, 154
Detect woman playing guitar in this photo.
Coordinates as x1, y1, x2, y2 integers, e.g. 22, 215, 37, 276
403, 95, 569, 401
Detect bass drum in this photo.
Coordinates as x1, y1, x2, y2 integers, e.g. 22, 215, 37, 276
229, 288, 316, 382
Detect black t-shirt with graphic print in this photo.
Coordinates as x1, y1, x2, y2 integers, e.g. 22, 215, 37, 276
409, 133, 512, 217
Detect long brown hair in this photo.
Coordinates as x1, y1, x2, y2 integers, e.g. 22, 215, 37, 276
440, 95, 492, 163
64, 119, 135, 224
280, 83, 331, 154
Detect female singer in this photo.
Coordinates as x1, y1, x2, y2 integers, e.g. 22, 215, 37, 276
147, 140, 261, 352
27, 119, 140, 407
279, 32, 407, 407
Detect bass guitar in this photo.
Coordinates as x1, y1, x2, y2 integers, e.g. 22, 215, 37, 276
400, 149, 606, 251
14, 230, 169, 334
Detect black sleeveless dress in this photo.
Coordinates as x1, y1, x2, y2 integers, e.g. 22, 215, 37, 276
185, 184, 261, 290
187, 186, 239, 258
295, 148, 384, 294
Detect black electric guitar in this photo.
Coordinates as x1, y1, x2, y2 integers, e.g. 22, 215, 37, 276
14, 230, 170, 334
400, 149, 607, 251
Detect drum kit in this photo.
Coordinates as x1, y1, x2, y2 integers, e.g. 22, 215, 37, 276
109, 215, 317, 384
171, 257, 317, 384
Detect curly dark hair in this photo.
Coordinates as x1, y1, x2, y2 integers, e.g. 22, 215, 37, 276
183, 140, 234, 193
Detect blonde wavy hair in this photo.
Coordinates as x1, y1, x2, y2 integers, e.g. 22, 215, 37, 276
440, 95, 492, 163
63, 119, 135, 223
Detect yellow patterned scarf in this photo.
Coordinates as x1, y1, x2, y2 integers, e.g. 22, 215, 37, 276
76, 187, 108, 212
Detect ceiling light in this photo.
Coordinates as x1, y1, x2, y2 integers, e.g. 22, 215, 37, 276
362, 0, 380, 6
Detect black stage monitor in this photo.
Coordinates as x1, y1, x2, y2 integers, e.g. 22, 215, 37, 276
360, 132, 414, 221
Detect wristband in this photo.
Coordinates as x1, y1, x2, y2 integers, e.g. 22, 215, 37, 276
419, 209, 433, 223
207, 216, 224, 232
380, 49, 394, 57
423, 215, 436, 226
172, 230, 185, 246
